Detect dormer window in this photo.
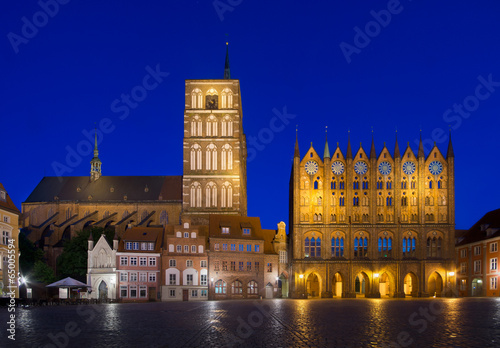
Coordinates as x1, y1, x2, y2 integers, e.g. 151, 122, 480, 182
0, 191, 5, 201
242, 228, 251, 235
141, 242, 147, 250
222, 227, 230, 234
133, 242, 139, 250
126, 242, 132, 250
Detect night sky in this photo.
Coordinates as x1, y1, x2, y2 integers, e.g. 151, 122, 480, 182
1, 1, 499, 231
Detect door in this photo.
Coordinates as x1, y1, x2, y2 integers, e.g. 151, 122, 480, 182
149, 287, 156, 301
265, 285, 273, 299
183, 289, 189, 301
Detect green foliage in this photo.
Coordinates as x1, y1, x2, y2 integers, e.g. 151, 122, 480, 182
56, 227, 115, 280
19, 231, 44, 275
32, 260, 56, 284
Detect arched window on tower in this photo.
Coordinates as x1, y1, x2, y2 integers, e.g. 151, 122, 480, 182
378, 237, 393, 258
221, 144, 233, 170
339, 181, 345, 189
205, 182, 217, 208
206, 144, 217, 170
221, 115, 233, 137
353, 197, 359, 206
411, 181, 416, 189
429, 180, 433, 189
206, 115, 218, 136
386, 197, 392, 206
191, 115, 202, 137
362, 181, 369, 189
386, 181, 392, 189
190, 144, 202, 170
305, 237, 310, 257
191, 89, 202, 108
331, 237, 344, 257
339, 197, 345, 206
221, 182, 233, 208
190, 182, 202, 208
314, 181, 319, 190
221, 88, 233, 109
401, 196, 407, 206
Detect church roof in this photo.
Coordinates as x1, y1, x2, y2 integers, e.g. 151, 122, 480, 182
0, 183, 20, 215
24, 176, 182, 203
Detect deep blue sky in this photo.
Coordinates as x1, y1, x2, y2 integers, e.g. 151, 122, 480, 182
1, 0, 499, 231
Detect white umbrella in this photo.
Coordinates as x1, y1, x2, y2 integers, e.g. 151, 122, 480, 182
46, 277, 91, 288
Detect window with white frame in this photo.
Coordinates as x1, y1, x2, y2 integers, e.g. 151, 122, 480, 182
184, 232, 189, 238
120, 286, 128, 298
130, 273, 138, 282
201, 274, 207, 286
149, 257, 156, 266
139, 257, 147, 266
255, 245, 260, 253
198, 245, 204, 253
169, 259, 176, 267
201, 260, 207, 267
149, 273, 156, 282
201, 290, 208, 297
191, 232, 196, 238
139, 273, 147, 282
169, 244, 174, 252
491, 277, 498, 290
148, 242, 154, 250
133, 242, 139, 250
3, 216, 10, 223
474, 260, 481, 273
191, 245, 196, 253
491, 258, 498, 271
186, 274, 193, 285
186, 260, 193, 267
169, 289, 176, 297
126, 242, 133, 250
130, 257, 137, 266
176, 232, 182, 238
191, 289, 198, 297
242, 228, 251, 235
491, 243, 498, 253
460, 262, 466, 275
139, 286, 147, 298
279, 250, 287, 263
460, 249, 467, 258
169, 274, 176, 285
120, 257, 128, 266
120, 273, 128, 282
141, 242, 147, 250
176, 245, 182, 252
214, 243, 220, 251
474, 246, 481, 255
221, 227, 229, 234
184, 245, 189, 253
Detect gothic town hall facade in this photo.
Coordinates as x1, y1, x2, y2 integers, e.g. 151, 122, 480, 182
289, 132, 456, 298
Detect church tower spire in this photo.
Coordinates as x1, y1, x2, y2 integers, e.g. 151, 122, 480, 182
323, 126, 330, 159
294, 126, 300, 158
370, 129, 376, 159
90, 129, 101, 181
346, 130, 352, 159
224, 41, 231, 79
394, 130, 400, 158
447, 129, 454, 158
418, 130, 425, 158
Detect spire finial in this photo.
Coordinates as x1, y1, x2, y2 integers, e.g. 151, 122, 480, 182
323, 126, 330, 159
224, 39, 231, 79
294, 125, 300, 158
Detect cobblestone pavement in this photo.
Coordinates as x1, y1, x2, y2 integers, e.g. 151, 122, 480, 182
2, 298, 500, 347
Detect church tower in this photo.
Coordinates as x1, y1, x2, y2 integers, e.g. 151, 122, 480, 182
182, 43, 248, 222
90, 130, 101, 181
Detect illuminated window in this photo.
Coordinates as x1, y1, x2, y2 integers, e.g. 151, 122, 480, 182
474, 260, 481, 273
491, 258, 498, 271
491, 243, 498, 253
221, 227, 230, 234
331, 237, 344, 257
232, 280, 242, 294
474, 246, 481, 256
248, 281, 258, 295
169, 259, 176, 267
491, 277, 498, 290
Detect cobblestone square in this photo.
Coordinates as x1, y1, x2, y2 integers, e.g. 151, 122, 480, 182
3, 298, 500, 347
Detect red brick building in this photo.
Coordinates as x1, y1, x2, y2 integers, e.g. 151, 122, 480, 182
116, 227, 162, 301
456, 209, 500, 297
161, 221, 209, 301
207, 215, 281, 300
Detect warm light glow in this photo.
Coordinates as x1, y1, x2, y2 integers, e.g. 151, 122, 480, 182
276, 277, 279, 281
374, 273, 379, 278
299, 274, 304, 279
448, 272, 455, 277
210, 277, 214, 282
478, 280, 483, 283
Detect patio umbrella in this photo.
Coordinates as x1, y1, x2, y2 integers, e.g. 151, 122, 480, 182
46, 277, 91, 288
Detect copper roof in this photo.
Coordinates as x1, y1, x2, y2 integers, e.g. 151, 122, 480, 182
24, 176, 182, 203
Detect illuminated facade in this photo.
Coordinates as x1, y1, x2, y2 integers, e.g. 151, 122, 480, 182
456, 209, 500, 297
0, 183, 20, 298
289, 133, 456, 298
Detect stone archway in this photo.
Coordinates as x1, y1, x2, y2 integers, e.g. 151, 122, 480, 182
332, 272, 343, 297
98, 281, 108, 300
279, 272, 289, 298
428, 272, 443, 297
354, 272, 370, 297
306, 273, 321, 298
404, 273, 419, 297
379, 272, 392, 297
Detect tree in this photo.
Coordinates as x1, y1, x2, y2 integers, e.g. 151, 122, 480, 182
32, 260, 56, 284
56, 227, 115, 281
18, 230, 44, 276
